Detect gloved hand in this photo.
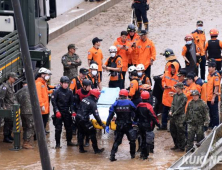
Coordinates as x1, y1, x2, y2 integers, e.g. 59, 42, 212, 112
105, 126, 109, 133
146, 4, 149, 10
56, 112, 61, 118
41, 106, 45, 112
101, 123, 106, 129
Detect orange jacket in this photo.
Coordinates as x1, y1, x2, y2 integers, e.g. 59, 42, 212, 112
135, 38, 156, 70
114, 38, 132, 72
126, 33, 140, 65
201, 83, 207, 102
162, 62, 179, 107
192, 30, 206, 56
35, 77, 50, 115
183, 82, 199, 108
207, 71, 221, 101
129, 79, 142, 98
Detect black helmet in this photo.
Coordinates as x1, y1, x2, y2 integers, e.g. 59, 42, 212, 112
163, 48, 175, 57
127, 24, 136, 32
82, 79, 92, 86
60, 76, 70, 83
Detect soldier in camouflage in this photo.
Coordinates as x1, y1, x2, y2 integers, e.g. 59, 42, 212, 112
0, 72, 18, 143
185, 90, 209, 152
61, 44, 82, 80
16, 80, 34, 149
169, 82, 187, 151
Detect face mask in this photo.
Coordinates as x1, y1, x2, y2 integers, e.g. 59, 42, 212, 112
44, 75, 50, 81
138, 72, 143, 77
197, 27, 203, 31
92, 70, 97, 76
110, 53, 116, 57
186, 40, 192, 45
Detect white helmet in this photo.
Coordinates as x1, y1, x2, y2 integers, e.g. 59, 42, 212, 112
90, 63, 98, 70
109, 46, 117, 53
128, 65, 136, 73
136, 64, 145, 71
38, 67, 52, 75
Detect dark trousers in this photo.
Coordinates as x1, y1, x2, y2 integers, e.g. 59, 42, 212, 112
161, 105, 170, 127
207, 101, 219, 128
145, 65, 152, 85
3, 118, 13, 137
199, 55, 206, 80
55, 112, 73, 144
121, 71, 126, 89
134, 3, 148, 23
132, 97, 142, 107
109, 80, 122, 89
111, 125, 136, 156
42, 114, 49, 129
216, 61, 221, 71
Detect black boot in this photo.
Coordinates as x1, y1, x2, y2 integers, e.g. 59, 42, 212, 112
110, 155, 117, 162
131, 154, 135, 159
8, 135, 14, 141
79, 145, 87, 153
137, 22, 142, 33
67, 141, 78, 146
94, 148, 105, 154
55, 143, 61, 149
3, 136, 13, 143
144, 23, 149, 33
84, 136, 90, 147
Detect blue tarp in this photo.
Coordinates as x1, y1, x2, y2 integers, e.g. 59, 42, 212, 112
98, 87, 120, 105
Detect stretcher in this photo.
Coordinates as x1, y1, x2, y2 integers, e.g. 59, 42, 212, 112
90, 87, 120, 130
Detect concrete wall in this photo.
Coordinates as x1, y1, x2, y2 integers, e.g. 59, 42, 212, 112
56, 0, 84, 16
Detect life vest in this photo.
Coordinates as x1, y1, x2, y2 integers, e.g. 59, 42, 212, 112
107, 55, 121, 77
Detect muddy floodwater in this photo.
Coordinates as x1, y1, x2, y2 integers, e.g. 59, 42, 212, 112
0, 119, 184, 170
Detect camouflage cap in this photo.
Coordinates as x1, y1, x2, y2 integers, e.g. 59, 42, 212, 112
8, 72, 18, 80
174, 82, 184, 89
191, 90, 200, 96
68, 44, 77, 50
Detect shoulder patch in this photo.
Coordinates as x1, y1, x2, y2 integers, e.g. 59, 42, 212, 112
62, 56, 66, 60
88, 51, 91, 55
2, 86, 6, 90
215, 78, 219, 81
130, 83, 134, 88
41, 85, 45, 88
118, 60, 121, 65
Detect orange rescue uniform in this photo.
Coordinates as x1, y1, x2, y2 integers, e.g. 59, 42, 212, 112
113, 38, 132, 72
35, 77, 50, 115
129, 79, 142, 98
207, 71, 221, 101
135, 38, 156, 70
88, 47, 103, 71
70, 76, 85, 94
192, 31, 206, 56
183, 82, 199, 108
126, 33, 140, 65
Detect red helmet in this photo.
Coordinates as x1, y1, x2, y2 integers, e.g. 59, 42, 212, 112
90, 89, 101, 98
210, 29, 219, 36
119, 89, 129, 97
184, 34, 193, 41
141, 91, 150, 100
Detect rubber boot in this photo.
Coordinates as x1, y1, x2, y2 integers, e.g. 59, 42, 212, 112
79, 145, 87, 153
3, 136, 13, 143
110, 155, 117, 162
84, 136, 90, 147
131, 154, 135, 159
8, 135, 14, 141
67, 141, 78, 146
137, 22, 142, 33
22, 140, 34, 149
55, 143, 61, 149
144, 23, 149, 33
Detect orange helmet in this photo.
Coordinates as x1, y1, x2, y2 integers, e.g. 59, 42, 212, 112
210, 29, 219, 36
141, 91, 150, 100
90, 89, 101, 98
119, 89, 129, 97
184, 34, 193, 41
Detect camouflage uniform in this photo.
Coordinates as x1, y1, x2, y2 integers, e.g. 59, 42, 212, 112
61, 53, 82, 80
16, 85, 34, 142
170, 91, 187, 150
0, 80, 17, 137
185, 98, 209, 151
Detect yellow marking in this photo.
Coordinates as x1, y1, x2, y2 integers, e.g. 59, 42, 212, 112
0, 57, 20, 71
16, 118, 19, 121
49, 55, 51, 61
16, 122, 19, 126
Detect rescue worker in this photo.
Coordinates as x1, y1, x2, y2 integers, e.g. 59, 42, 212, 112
134, 30, 156, 84
0, 72, 18, 143
192, 21, 206, 80
205, 29, 222, 71
16, 80, 34, 149
126, 24, 140, 66
128, 70, 142, 106
169, 83, 187, 151
103, 46, 123, 89
70, 68, 88, 94
128, 65, 137, 81
177, 68, 187, 86
185, 90, 209, 152
134, 91, 160, 160
182, 34, 201, 75
51, 76, 77, 148
132, 0, 149, 32
136, 64, 151, 88
105, 89, 136, 161
163, 48, 181, 72
158, 62, 179, 130
207, 61, 220, 128
114, 31, 132, 88
87, 63, 101, 90
88, 37, 103, 87
76, 89, 105, 153
61, 44, 82, 80
35, 68, 51, 134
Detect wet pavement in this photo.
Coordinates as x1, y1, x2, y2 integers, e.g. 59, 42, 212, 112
0, 119, 184, 170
